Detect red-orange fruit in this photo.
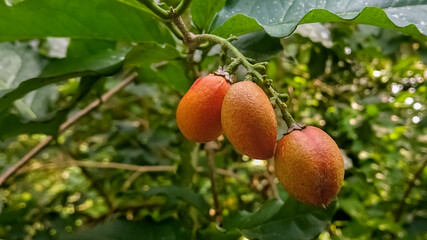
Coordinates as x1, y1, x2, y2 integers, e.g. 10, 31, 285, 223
176, 74, 230, 143
274, 126, 345, 206
221, 81, 277, 159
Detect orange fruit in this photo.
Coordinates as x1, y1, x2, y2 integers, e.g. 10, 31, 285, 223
221, 81, 277, 159
176, 74, 230, 142
275, 126, 345, 206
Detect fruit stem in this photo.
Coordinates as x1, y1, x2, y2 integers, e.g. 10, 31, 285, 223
174, 0, 191, 16
224, 58, 241, 73
137, 0, 169, 19
192, 34, 297, 128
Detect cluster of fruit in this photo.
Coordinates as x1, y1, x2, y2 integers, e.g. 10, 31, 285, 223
176, 74, 344, 206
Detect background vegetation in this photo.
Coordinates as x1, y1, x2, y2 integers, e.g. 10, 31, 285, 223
0, 0, 426, 239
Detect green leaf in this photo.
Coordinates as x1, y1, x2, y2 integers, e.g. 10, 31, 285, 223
137, 60, 191, 94
0, 0, 174, 44
0, 42, 52, 119
0, 76, 100, 140
0, 48, 127, 114
124, 42, 182, 67
0, 112, 63, 139
223, 199, 284, 230
143, 185, 210, 215
232, 30, 282, 61
60, 218, 189, 240
242, 198, 337, 240
197, 223, 242, 240
176, 141, 199, 186
223, 193, 336, 240
191, 0, 227, 31
211, 14, 262, 37
0, 42, 46, 90
66, 39, 118, 59
212, 0, 427, 39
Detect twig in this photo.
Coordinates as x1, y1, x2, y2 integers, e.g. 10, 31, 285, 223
394, 158, 427, 222
170, 12, 195, 47
137, 0, 169, 19
18, 160, 176, 174
205, 141, 222, 224
265, 158, 279, 199
122, 171, 143, 191
174, 0, 191, 16
16, 160, 243, 183
0, 72, 138, 186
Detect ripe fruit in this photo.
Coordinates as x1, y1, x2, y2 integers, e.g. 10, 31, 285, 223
221, 81, 277, 159
274, 126, 344, 206
176, 74, 230, 142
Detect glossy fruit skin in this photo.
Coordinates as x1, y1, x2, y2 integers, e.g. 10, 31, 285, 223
176, 74, 230, 143
275, 126, 344, 206
221, 81, 277, 159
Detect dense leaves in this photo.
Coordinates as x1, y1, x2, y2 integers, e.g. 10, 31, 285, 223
0, 0, 174, 43
60, 218, 189, 240
0, 0, 426, 240
212, 0, 427, 39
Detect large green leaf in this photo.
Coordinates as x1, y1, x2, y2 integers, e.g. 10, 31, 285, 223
0, 40, 120, 139
211, 14, 262, 37
197, 223, 242, 240
60, 218, 189, 240
223, 199, 284, 230
211, 0, 427, 39
137, 60, 191, 94
0, 49, 126, 115
222, 195, 336, 240
0, 0, 174, 44
242, 198, 336, 240
0, 42, 46, 90
66, 39, 118, 59
0, 76, 101, 140
232, 30, 282, 61
143, 185, 210, 215
191, 0, 227, 31
124, 42, 182, 67
0, 42, 51, 119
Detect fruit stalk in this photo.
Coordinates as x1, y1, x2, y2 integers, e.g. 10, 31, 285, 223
137, 0, 169, 19
191, 34, 296, 128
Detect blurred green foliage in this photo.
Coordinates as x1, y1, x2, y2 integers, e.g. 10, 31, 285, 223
0, 0, 427, 240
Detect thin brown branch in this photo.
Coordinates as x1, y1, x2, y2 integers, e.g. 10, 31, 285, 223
122, 171, 143, 191
18, 160, 176, 175
16, 160, 242, 183
0, 72, 138, 186
205, 141, 222, 224
170, 14, 196, 50
0, 136, 53, 187
394, 158, 427, 222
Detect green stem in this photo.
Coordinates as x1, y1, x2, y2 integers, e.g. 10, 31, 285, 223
224, 58, 241, 73
138, 0, 169, 19
175, 0, 191, 16
165, 21, 184, 40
